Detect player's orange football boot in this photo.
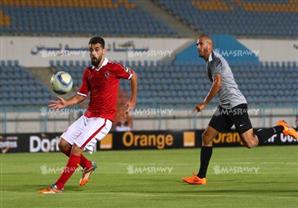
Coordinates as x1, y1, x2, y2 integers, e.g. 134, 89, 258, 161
182, 173, 207, 185
39, 184, 62, 194
79, 161, 97, 186
276, 120, 298, 139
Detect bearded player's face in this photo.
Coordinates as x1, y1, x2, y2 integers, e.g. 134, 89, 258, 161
89, 43, 104, 67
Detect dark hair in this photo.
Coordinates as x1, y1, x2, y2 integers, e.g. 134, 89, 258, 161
89, 36, 105, 48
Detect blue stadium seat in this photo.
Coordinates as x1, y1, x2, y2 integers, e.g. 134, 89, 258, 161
3, 59, 297, 108
0, 61, 53, 107
0, 1, 177, 36
155, 0, 298, 37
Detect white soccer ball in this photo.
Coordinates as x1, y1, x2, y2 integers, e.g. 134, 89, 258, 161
50, 71, 73, 94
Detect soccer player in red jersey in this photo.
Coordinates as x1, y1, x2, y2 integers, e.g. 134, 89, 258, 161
39, 36, 138, 194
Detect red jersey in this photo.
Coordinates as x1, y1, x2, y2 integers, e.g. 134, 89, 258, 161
78, 58, 133, 121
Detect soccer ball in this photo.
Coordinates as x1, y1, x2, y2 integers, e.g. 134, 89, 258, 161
50, 71, 73, 94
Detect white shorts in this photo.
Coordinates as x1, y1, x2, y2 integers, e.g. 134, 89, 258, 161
61, 115, 112, 151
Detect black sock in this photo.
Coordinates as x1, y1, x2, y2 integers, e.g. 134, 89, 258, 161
197, 146, 213, 178
255, 125, 284, 144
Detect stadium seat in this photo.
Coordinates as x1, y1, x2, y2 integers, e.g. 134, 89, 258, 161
0, 0, 177, 36
2, 59, 297, 108
154, 0, 298, 37
0, 61, 53, 107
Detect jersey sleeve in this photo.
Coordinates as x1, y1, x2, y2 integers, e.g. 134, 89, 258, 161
77, 69, 89, 96
114, 63, 133, 80
211, 58, 223, 80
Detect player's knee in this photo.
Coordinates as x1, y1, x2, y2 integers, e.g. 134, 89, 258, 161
58, 140, 66, 151
202, 130, 210, 139
58, 141, 65, 151
71, 144, 83, 156
202, 131, 213, 146
58, 139, 70, 153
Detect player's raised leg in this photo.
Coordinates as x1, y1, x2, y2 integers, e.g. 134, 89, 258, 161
233, 108, 298, 147
240, 120, 298, 148
228, 104, 297, 147
182, 126, 219, 185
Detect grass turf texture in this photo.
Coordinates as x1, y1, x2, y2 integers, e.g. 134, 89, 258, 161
1, 146, 297, 208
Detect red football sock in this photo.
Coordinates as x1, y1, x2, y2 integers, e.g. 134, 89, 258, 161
55, 154, 81, 190
62, 149, 92, 170
80, 154, 92, 170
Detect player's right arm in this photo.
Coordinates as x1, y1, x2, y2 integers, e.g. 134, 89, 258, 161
194, 56, 223, 112
194, 74, 222, 112
48, 69, 89, 110
196, 74, 221, 112
48, 94, 86, 110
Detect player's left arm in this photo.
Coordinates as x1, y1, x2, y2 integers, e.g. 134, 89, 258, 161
195, 73, 222, 112
126, 71, 138, 113
114, 64, 138, 112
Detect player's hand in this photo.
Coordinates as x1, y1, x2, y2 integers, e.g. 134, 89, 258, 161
48, 96, 67, 110
193, 102, 206, 112
125, 100, 136, 114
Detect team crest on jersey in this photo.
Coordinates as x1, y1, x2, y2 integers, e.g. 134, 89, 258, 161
104, 71, 110, 78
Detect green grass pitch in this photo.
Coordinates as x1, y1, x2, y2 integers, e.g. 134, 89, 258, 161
1, 146, 297, 208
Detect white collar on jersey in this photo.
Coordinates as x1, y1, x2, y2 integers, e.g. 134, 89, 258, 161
92, 57, 109, 71
208, 52, 213, 62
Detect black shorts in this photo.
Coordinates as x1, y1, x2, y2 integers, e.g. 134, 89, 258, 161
209, 103, 252, 134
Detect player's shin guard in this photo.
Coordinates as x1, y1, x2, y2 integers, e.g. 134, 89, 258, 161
55, 154, 81, 190
254, 126, 284, 144
197, 146, 213, 178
